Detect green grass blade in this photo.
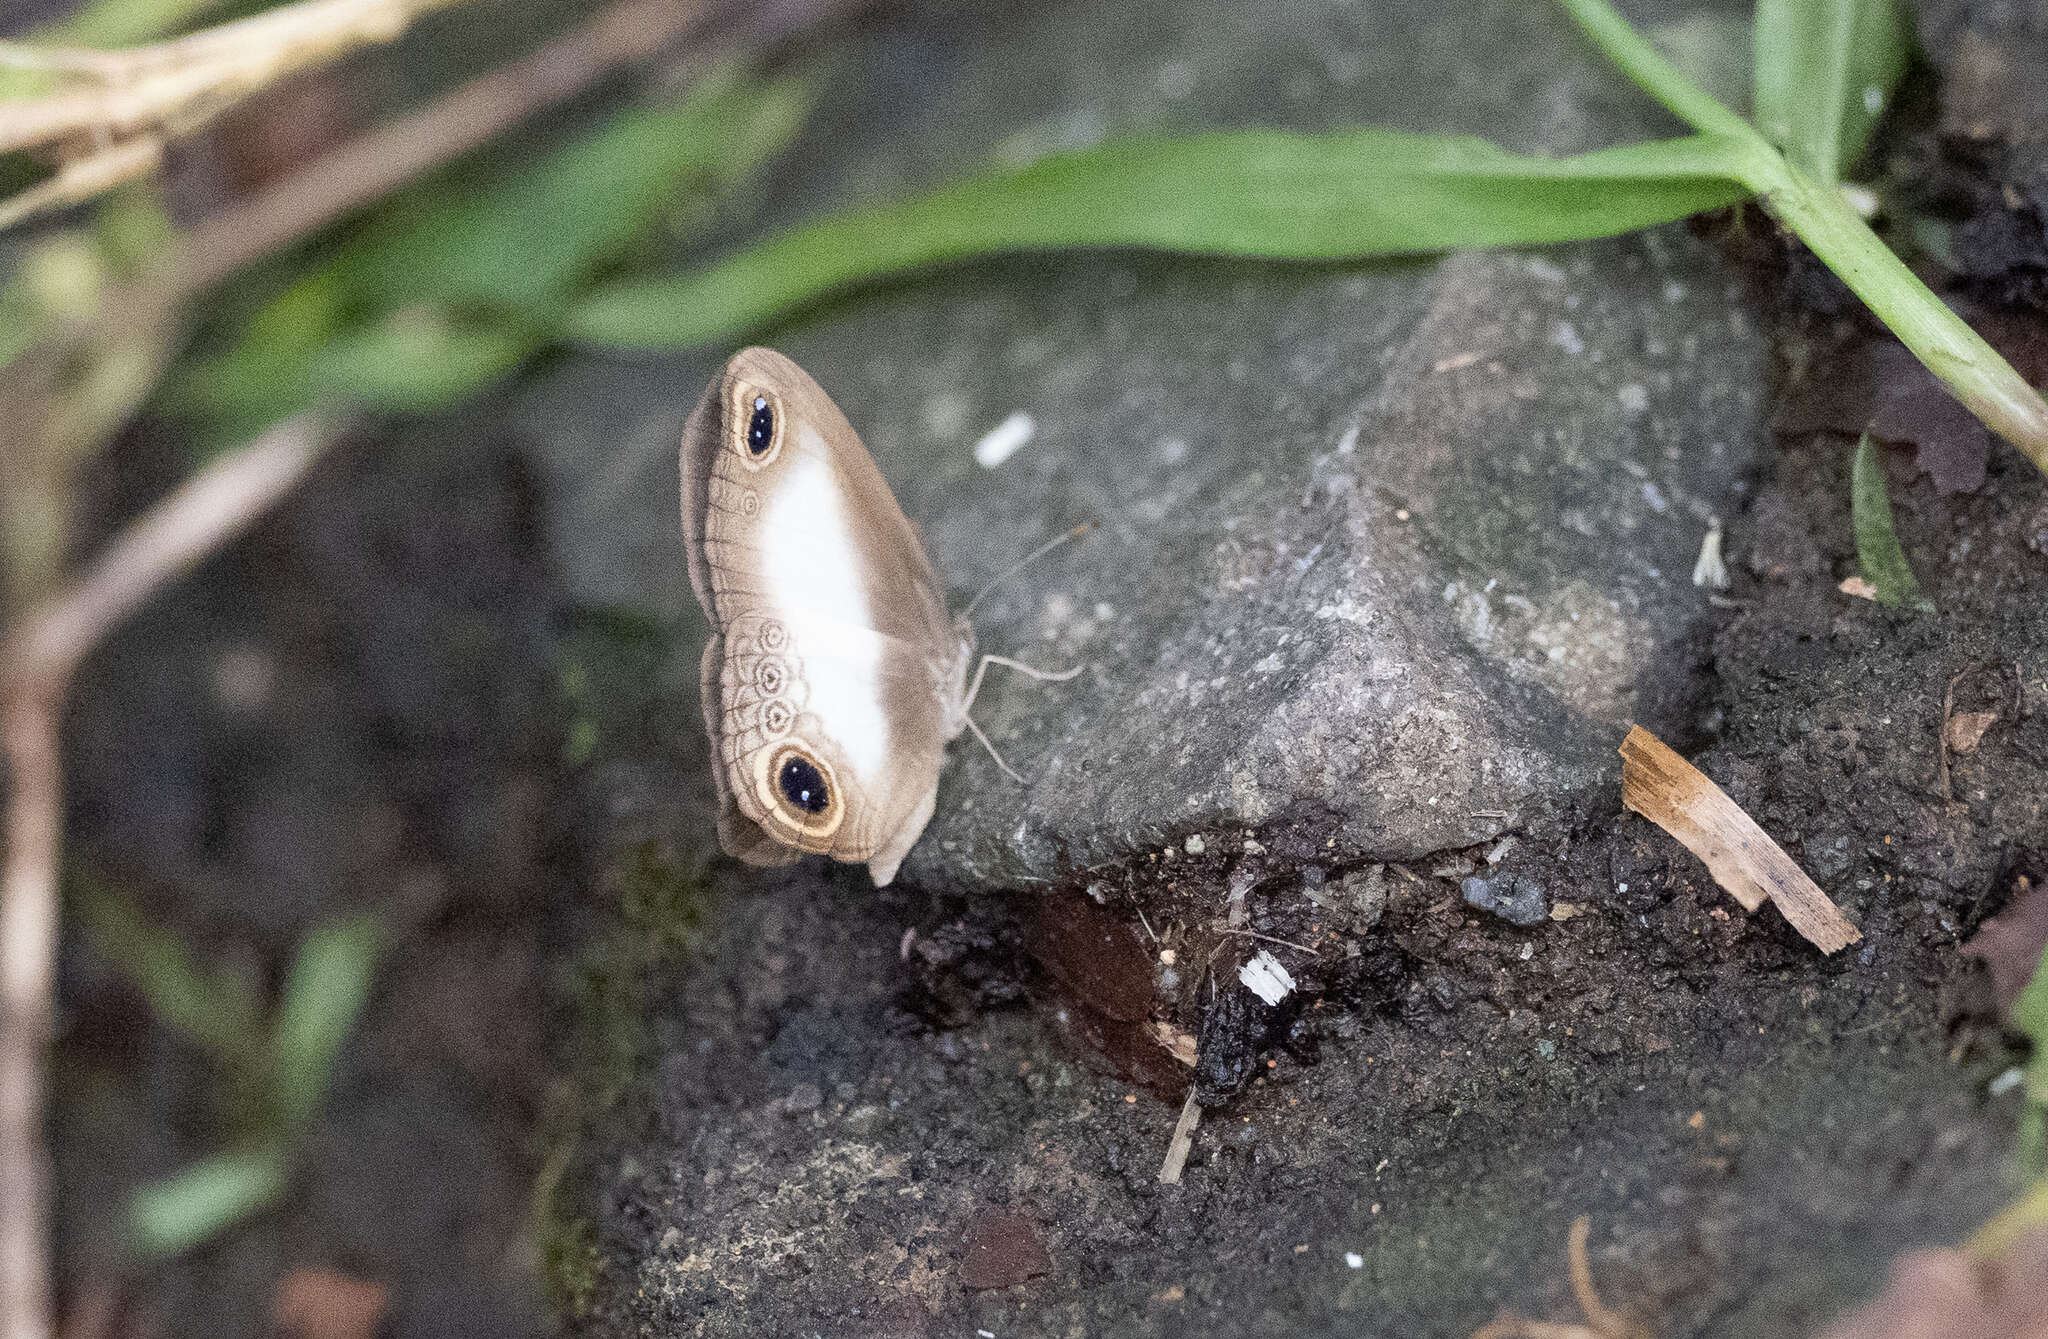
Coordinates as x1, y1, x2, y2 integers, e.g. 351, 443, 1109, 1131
129, 1144, 288, 1259
2012, 941, 2048, 1171
268, 913, 382, 1134
1850, 432, 1934, 612
1753, 0, 1910, 185
565, 128, 1755, 350
74, 881, 266, 1071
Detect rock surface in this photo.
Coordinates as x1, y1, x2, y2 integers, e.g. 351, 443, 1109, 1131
516, 0, 1762, 888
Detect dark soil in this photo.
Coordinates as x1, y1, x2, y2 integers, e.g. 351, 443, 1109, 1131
554, 428, 2047, 1338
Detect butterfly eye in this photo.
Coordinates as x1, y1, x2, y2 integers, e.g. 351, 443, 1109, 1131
747, 397, 774, 455
778, 755, 829, 813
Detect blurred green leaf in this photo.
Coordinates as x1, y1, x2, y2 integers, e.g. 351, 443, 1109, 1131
176, 67, 814, 432
130, 1144, 287, 1259
170, 270, 341, 443
2013, 942, 2048, 1166
1850, 432, 1935, 612
344, 69, 816, 313
269, 913, 382, 1134
312, 312, 538, 411
75, 883, 266, 1071
565, 128, 1756, 351
1753, 0, 1910, 185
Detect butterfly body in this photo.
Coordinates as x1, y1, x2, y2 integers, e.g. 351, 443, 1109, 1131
681, 347, 972, 885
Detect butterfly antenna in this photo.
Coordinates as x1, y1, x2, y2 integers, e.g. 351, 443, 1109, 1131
960, 523, 1094, 621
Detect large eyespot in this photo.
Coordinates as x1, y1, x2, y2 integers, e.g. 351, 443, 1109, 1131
778, 755, 829, 813
751, 741, 844, 851
726, 380, 784, 468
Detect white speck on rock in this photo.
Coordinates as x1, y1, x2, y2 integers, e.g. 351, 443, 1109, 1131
973, 410, 1035, 468
1253, 652, 1283, 673
1692, 516, 1729, 589
1525, 256, 1567, 284
1616, 383, 1648, 414
1185, 834, 1206, 855
1344, 1252, 1364, 1269
1549, 321, 1584, 355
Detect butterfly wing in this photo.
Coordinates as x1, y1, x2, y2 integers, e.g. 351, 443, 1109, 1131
680, 348, 967, 885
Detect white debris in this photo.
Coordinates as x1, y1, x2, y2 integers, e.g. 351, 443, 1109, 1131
1344, 1252, 1364, 1269
1239, 950, 1296, 1005
973, 410, 1036, 468
1692, 516, 1729, 590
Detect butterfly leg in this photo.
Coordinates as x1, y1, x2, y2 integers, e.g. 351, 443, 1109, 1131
958, 653, 1083, 785
960, 653, 1083, 715
962, 714, 1027, 784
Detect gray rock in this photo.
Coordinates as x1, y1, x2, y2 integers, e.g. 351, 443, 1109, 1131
516, 0, 1761, 891
1461, 872, 1548, 927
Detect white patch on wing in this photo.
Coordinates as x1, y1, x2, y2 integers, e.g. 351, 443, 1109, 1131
763, 434, 890, 780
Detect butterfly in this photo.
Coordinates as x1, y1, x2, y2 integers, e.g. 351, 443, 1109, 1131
680, 347, 1077, 885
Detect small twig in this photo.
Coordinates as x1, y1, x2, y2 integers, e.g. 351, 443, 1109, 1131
1218, 927, 1319, 954
6, 416, 337, 698
1468, 1216, 1653, 1339
0, 137, 164, 234
0, 697, 60, 1339
0, 413, 340, 1339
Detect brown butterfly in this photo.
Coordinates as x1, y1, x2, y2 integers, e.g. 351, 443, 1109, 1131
680, 348, 1076, 885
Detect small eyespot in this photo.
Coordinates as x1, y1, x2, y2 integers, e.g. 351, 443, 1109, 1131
738, 489, 760, 516
779, 755, 829, 813
747, 396, 774, 455
756, 620, 788, 652
760, 699, 794, 736
755, 658, 788, 695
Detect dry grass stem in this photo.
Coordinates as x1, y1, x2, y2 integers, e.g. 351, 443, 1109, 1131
1156, 1088, 1202, 1184
1619, 724, 1860, 953
0, 413, 340, 1339
0, 0, 481, 229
